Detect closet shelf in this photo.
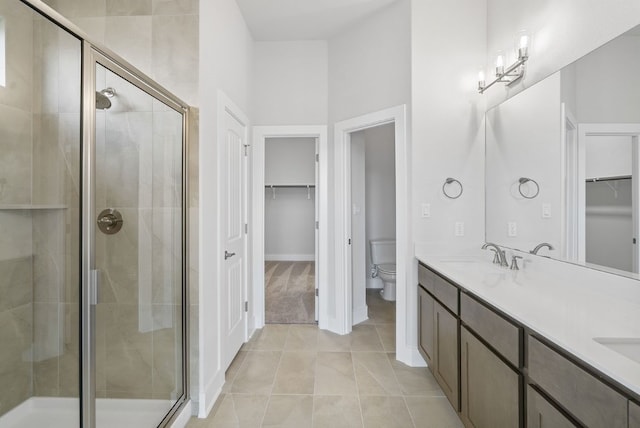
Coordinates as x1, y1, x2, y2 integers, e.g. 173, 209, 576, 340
0, 204, 68, 210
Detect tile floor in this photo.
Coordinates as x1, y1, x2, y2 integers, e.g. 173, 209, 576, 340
186, 290, 463, 428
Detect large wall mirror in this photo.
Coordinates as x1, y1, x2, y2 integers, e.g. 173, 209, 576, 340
486, 24, 640, 277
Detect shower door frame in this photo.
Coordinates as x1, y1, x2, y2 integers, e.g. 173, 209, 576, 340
82, 46, 191, 428
18, 1, 191, 427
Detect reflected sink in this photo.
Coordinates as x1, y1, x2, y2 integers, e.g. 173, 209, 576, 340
594, 338, 640, 364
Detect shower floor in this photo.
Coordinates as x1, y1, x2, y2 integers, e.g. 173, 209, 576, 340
0, 397, 175, 428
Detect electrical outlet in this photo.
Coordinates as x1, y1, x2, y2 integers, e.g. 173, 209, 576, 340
455, 222, 464, 236
542, 203, 551, 218
508, 222, 517, 237
421, 203, 431, 218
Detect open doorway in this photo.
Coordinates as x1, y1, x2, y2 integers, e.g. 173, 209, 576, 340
251, 126, 328, 332
264, 137, 318, 323
350, 124, 397, 324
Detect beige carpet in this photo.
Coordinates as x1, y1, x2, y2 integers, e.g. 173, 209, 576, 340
265, 261, 316, 324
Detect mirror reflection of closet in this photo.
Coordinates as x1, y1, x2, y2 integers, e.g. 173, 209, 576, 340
485, 23, 640, 277
264, 137, 318, 324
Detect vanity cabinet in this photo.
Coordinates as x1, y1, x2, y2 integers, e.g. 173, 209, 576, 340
418, 265, 459, 410
460, 326, 520, 428
630, 401, 640, 427
527, 335, 628, 428
526, 386, 577, 428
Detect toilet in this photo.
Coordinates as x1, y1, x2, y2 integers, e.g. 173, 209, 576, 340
369, 239, 396, 301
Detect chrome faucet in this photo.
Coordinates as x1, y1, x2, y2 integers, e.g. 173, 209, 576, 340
530, 242, 554, 255
482, 242, 509, 267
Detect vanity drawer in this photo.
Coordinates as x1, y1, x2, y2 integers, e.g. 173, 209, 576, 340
460, 292, 520, 366
418, 264, 458, 314
631, 401, 640, 427
527, 335, 628, 428
527, 386, 576, 428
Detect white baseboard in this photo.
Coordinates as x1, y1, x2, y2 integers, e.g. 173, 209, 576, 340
199, 370, 224, 418
265, 254, 315, 261
353, 304, 368, 325
396, 345, 427, 367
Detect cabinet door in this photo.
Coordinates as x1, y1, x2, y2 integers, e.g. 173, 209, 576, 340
527, 386, 577, 428
630, 401, 640, 428
434, 300, 459, 410
461, 326, 520, 428
418, 286, 434, 367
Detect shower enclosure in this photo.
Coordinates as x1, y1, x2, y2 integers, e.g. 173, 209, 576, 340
0, 1, 189, 427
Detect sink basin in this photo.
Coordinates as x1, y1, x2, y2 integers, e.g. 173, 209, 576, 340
594, 338, 640, 364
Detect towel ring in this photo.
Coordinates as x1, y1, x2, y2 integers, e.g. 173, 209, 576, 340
518, 177, 539, 199
442, 177, 463, 199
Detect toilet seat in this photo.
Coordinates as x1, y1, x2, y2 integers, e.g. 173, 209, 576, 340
377, 263, 396, 275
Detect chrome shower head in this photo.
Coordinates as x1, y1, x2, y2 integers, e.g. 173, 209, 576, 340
95, 91, 112, 110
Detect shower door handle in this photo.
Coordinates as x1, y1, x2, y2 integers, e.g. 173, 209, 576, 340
225, 250, 236, 260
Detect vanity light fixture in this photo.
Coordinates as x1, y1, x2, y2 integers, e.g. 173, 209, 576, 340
478, 31, 530, 94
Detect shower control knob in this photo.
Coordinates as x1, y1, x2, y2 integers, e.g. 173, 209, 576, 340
97, 208, 124, 235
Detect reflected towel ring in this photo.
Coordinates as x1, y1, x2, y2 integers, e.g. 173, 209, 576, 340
443, 177, 463, 199
518, 177, 539, 199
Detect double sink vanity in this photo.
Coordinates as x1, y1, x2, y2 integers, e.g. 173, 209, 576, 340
416, 248, 640, 428
415, 18, 640, 428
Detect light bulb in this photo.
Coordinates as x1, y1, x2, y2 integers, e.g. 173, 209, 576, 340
519, 34, 529, 49
495, 53, 505, 76
516, 30, 530, 60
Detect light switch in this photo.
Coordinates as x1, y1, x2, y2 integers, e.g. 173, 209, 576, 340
421, 203, 431, 218
455, 222, 464, 236
508, 222, 517, 237
542, 203, 551, 218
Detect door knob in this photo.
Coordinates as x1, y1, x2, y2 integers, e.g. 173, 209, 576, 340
225, 250, 236, 260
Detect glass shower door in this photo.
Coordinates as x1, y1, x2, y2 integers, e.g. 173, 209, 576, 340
91, 60, 185, 427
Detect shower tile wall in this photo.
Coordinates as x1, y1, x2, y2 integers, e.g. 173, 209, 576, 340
42, 0, 199, 106
0, 0, 82, 417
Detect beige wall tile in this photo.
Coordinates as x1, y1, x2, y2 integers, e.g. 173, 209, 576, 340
152, 0, 197, 16
105, 16, 153, 76
106, 0, 152, 16
0, 304, 33, 417
0, 256, 33, 312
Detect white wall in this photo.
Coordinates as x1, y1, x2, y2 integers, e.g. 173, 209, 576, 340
411, 0, 487, 248
485, 73, 562, 252
252, 41, 328, 125
198, 0, 253, 417
411, 0, 486, 365
328, 0, 411, 124
264, 138, 316, 260
486, 0, 640, 109
364, 124, 396, 289
265, 137, 316, 184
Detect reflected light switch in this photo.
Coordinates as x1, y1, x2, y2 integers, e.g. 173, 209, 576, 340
542, 203, 551, 218
508, 222, 517, 237
421, 203, 431, 218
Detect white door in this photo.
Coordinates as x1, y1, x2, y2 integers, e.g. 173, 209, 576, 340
222, 109, 247, 368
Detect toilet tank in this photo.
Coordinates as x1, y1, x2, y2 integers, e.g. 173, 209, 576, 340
369, 239, 396, 265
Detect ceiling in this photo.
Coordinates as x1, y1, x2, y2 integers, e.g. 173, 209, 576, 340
236, 0, 399, 41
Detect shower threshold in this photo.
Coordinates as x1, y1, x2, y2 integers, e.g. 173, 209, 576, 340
0, 397, 174, 428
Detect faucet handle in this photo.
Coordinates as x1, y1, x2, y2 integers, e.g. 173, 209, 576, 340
510, 255, 523, 270
488, 248, 501, 264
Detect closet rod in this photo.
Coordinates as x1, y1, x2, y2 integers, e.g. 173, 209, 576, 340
264, 184, 316, 188
586, 175, 631, 183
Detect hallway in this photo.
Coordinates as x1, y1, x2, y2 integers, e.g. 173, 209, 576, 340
187, 291, 462, 427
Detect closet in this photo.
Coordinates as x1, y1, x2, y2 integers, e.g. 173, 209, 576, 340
264, 137, 318, 324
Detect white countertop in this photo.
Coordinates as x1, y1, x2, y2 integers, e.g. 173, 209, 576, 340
415, 246, 640, 398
